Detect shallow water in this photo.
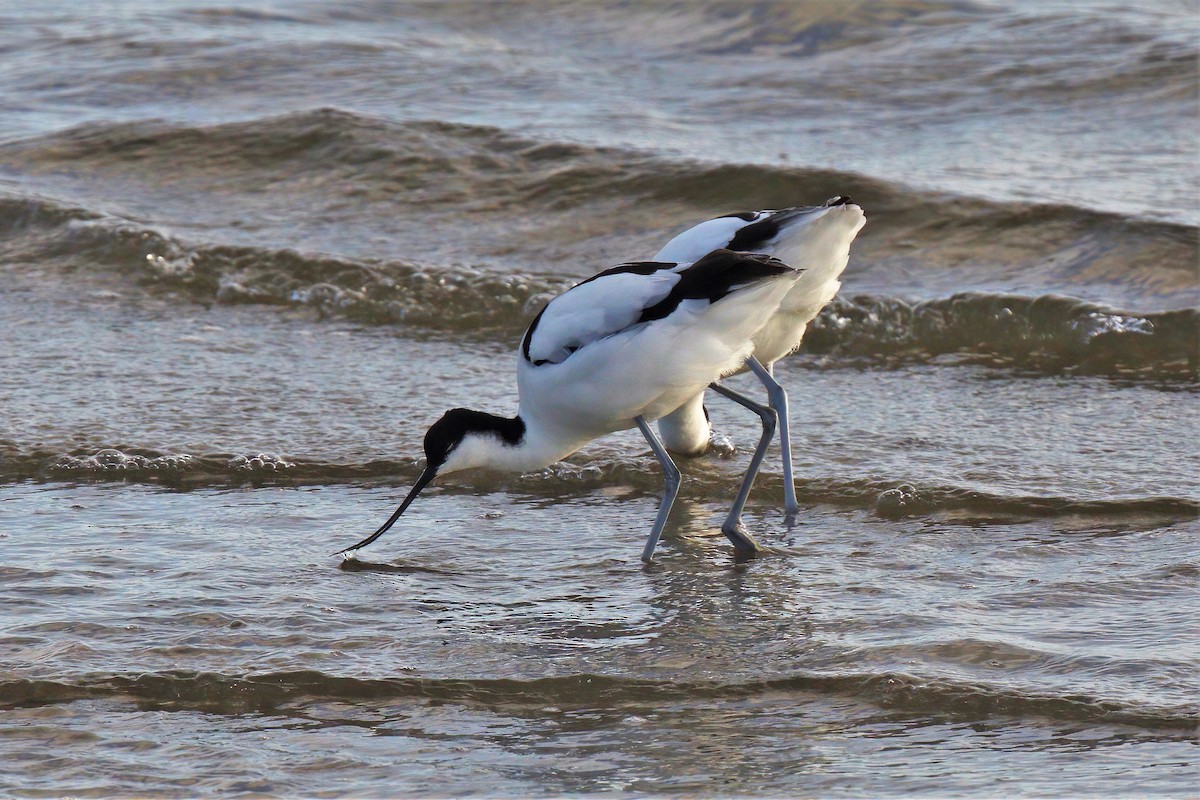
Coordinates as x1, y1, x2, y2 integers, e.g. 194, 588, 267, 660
1, 0, 1197, 797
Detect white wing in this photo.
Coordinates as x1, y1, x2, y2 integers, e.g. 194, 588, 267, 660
652, 213, 770, 263
521, 263, 684, 366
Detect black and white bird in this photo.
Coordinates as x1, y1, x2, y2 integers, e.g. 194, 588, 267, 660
651, 196, 867, 517
336, 249, 803, 562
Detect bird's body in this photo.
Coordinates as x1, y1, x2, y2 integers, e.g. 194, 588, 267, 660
516, 257, 792, 442
338, 249, 803, 561
650, 196, 867, 515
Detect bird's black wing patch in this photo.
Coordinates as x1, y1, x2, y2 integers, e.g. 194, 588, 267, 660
637, 249, 792, 323
573, 260, 678, 288
726, 216, 781, 251
718, 211, 761, 222
521, 304, 549, 363
726, 206, 824, 251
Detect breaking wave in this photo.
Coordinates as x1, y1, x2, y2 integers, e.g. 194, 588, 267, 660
2, 444, 1194, 525
2, 668, 1193, 732
3, 108, 1196, 296
1, 183, 1195, 379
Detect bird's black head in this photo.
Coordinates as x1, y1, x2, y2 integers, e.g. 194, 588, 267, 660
422, 408, 471, 475
334, 408, 524, 557
423, 408, 526, 474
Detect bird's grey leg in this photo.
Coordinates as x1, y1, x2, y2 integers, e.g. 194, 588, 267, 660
635, 416, 681, 563
707, 380, 775, 553
750, 358, 800, 517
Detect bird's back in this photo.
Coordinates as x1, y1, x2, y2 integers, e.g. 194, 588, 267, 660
517, 250, 800, 434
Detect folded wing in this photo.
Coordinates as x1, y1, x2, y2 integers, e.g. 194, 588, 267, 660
521, 249, 796, 367
522, 261, 684, 366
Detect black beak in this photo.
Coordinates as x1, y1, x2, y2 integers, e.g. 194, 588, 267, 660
334, 467, 436, 556
824, 195, 853, 207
